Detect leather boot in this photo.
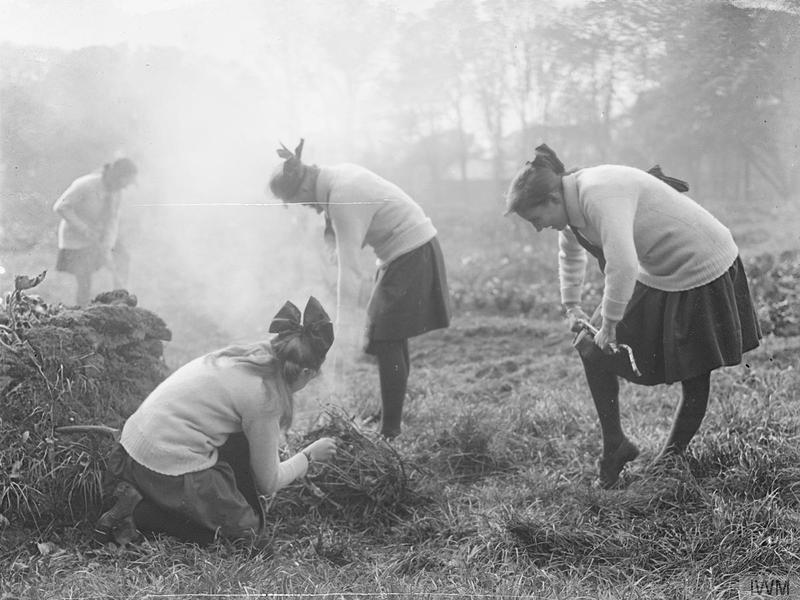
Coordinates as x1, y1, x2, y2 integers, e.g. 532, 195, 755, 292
94, 481, 143, 544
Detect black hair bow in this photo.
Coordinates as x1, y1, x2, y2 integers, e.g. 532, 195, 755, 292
271, 138, 307, 200
528, 143, 565, 175
277, 139, 305, 161
269, 296, 334, 358
646, 164, 689, 193
525, 144, 689, 193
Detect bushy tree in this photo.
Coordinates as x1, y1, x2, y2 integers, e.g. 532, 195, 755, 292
624, 1, 799, 201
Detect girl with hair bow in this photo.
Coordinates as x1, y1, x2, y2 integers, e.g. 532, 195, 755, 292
268, 139, 451, 439
505, 144, 761, 488
95, 297, 338, 545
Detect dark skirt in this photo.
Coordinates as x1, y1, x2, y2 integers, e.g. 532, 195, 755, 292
56, 247, 104, 275
106, 434, 262, 541
591, 256, 762, 385
365, 237, 450, 352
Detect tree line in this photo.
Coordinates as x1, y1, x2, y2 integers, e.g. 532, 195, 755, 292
1, 0, 798, 244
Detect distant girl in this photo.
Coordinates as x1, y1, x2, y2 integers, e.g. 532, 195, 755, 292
96, 297, 338, 544
53, 157, 138, 306
268, 140, 451, 439
505, 144, 761, 488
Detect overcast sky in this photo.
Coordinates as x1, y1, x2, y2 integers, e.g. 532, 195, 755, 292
6, 0, 795, 58
0, 0, 438, 64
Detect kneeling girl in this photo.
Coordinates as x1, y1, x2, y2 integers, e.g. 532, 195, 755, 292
97, 297, 337, 544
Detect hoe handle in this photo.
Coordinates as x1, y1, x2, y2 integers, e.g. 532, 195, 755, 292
55, 424, 121, 442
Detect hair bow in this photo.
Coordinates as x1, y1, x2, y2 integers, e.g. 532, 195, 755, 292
269, 296, 334, 357
276, 138, 305, 161
646, 164, 689, 193
271, 138, 307, 200
526, 143, 565, 175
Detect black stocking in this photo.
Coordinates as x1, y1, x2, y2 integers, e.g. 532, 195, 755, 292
660, 371, 711, 457
581, 356, 623, 454
373, 339, 410, 438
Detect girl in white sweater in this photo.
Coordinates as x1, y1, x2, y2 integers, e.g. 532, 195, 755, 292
96, 297, 337, 544
505, 144, 761, 488
269, 140, 450, 439
53, 158, 137, 305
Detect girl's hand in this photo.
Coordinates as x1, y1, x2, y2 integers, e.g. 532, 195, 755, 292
304, 437, 337, 463
594, 320, 618, 353
565, 305, 591, 333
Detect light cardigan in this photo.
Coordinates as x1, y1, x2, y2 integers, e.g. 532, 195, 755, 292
314, 164, 437, 324
559, 165, 738, 322
52, 173, 121, 251
120, 355, 307, 490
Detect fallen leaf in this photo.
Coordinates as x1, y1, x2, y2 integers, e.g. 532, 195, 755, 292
36, 541, 58, 556
14, 270, 47, 291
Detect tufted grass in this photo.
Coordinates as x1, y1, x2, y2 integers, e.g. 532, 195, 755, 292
2, 314, 799, 599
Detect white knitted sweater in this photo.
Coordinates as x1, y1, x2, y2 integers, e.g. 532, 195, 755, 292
559, 165, 738, 321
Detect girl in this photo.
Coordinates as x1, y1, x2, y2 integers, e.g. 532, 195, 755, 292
53, 157, 138, 306
96, 297, 338, 544
268, 140, 451, 439
505, 144, 761, 488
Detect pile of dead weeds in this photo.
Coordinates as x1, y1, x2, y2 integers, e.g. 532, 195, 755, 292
0, 272, 171, 529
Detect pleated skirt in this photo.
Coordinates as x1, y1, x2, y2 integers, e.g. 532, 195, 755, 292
600, 256, 762, 385
365, 237, 451, 352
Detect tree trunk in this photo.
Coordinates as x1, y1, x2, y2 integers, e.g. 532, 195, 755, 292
454, 95, 469, 184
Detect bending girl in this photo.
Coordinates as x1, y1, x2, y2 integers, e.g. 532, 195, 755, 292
268, 140, 450, 439
505, 144, 761, 488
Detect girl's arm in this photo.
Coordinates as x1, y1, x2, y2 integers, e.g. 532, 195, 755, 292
329, 202, 369, 349
244, 415, 308, 496
558, 229, 589, 309
333, 217, 363, 325
53, 184, 100, 241
582, 182, 639, 350
591, 199, 638, 326
98, 194, 122, 251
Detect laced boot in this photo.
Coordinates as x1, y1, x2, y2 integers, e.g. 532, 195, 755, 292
94, 481, 143, 544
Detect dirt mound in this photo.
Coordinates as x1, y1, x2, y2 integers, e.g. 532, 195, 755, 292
1, 278, 171, 527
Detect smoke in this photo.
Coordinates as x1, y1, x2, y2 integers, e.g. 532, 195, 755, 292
95, 47, 368, 418
119, 59, 339, 364
0, 1, 382, 417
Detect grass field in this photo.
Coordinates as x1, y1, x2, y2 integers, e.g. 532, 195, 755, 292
2, 190, 800, 599
2, 310, 799, 599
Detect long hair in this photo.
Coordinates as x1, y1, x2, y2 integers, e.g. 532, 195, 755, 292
205, 340, 297, 430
